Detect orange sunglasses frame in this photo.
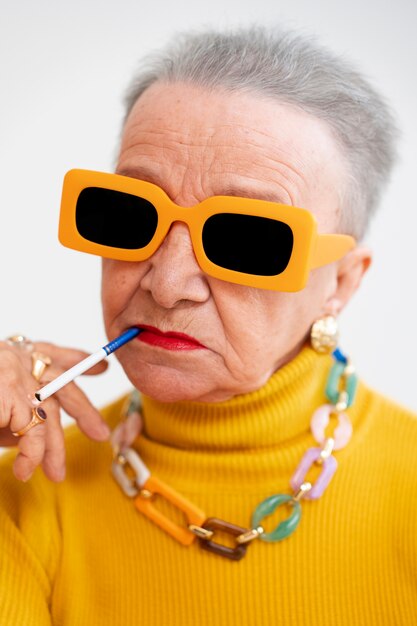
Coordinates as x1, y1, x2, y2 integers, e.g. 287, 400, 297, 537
59, 169, 355, 292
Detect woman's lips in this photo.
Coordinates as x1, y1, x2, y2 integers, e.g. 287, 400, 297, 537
136, 325, 208, 351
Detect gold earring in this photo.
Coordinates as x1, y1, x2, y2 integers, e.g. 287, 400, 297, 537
310, 315, 339, 354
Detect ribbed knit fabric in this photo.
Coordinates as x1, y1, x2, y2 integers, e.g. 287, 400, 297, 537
1, 346, 416, 625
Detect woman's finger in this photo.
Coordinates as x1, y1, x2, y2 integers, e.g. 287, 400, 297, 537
0, 340, 108, 376
12, 396, 64, 481
34, 342, 109, 375
54, 381, 110, 440
0, 342, 110, 480
13, 421, 47, 481
41, 399, 66, 482
0, 351, 42, 449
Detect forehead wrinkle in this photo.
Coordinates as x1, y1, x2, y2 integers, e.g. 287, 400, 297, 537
121, 96, 341, 225
208, 129, 311, 189
122, 119, 312, 190
119, 141, 307, 209
123, 119, 216, 147
204, 153, 302, 206
120, 125, 214, 170
200, 137, 291, 200
208, 121, 324, 185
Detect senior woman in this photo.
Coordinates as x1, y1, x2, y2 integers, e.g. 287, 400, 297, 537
0, 27, 416, 626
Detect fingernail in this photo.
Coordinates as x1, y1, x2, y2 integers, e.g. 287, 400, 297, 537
22, 472, 33, 483
27, 393, 41, 407
36, 407, 47, 420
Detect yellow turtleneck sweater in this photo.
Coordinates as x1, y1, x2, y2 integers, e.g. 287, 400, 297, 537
0, 347, 416, 625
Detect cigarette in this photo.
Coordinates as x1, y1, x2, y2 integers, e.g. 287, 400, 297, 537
34, 327, 140, 402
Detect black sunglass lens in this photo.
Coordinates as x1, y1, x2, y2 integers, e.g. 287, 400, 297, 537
202, 213, 294, 276
76, 187, 158, 249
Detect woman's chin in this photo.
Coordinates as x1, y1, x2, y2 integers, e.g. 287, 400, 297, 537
124, 364, 218, 403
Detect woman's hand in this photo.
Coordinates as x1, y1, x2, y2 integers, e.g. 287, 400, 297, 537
0, 339, 110, 482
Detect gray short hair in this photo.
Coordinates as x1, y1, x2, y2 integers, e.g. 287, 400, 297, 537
123, 27, 398, 239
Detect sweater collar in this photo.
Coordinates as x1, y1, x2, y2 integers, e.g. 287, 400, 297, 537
140, 346, 335, 452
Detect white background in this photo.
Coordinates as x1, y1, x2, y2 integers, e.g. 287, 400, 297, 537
0, 0, 416, 428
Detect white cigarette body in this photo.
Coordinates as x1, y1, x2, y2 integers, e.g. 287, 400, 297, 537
34, 328, 140, 403
36, 349, 107, 402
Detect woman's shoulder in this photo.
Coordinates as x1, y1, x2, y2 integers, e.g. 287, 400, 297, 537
360, 381, 417, 425
357, 381, 417, 466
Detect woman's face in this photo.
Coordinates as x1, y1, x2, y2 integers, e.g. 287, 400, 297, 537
101, 82, 351, 402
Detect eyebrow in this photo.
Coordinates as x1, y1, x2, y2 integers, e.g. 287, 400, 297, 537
219, 184, 289, 204
116, 166, 166, 188
116, 167, 290, 205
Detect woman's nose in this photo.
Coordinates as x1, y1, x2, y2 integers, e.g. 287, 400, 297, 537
139, 222, 210, 308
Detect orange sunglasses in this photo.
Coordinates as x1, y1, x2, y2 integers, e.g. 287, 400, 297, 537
58, 169, 355, 292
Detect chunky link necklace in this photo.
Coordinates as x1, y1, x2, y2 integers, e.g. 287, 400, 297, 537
111, 348, 357, 561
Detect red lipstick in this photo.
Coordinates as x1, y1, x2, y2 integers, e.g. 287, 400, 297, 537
136, 325, 207, 351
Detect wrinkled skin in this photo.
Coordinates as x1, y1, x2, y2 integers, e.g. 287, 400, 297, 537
102, 82, 371, 403
0, 82, 371, 480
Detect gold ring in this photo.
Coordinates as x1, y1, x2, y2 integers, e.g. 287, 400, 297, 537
12, 407, 48, 437
31, 352, 52, 382
6, 335, 34, 352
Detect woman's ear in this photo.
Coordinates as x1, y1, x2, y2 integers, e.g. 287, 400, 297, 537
323, 246, 372, 316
